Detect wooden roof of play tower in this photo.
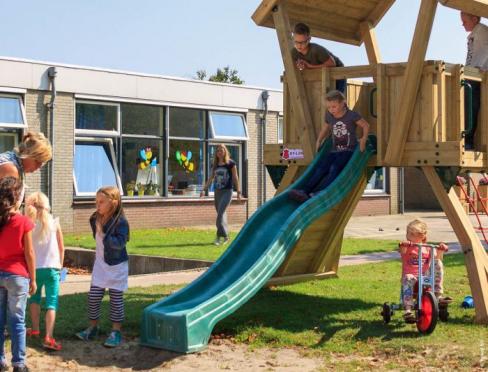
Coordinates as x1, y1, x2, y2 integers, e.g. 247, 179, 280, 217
253, 0, 488, 46
252, 0, 395, 46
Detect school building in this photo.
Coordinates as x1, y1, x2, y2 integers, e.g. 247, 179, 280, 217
0, 56, 412, 233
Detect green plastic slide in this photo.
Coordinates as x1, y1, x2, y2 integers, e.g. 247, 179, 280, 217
140, 137, 376, 353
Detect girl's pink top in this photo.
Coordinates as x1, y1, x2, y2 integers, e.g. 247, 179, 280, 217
399, 241, 431, 277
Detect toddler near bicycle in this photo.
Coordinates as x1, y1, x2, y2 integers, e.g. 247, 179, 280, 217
399, 219, 450, 322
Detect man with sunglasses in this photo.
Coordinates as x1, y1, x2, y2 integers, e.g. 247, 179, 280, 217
291, 23, 346, 94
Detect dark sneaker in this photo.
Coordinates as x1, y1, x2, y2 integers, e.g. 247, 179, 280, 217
75, 326, 99, 341
403, 310, 416, 323
13, 366, 29, 372
289, 189, 309, 203
104, 330, 122, 348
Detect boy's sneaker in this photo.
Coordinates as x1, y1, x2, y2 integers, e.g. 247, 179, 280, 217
403, 310, 416, 323
213, 238, 221, 246
75, 326, 99, 341
289, 189, 309, 203
43, 336, 62, 351
13, 366, 29, 372
104, 330, 122, 348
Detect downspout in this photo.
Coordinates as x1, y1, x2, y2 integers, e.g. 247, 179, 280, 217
399, 167, 405, 214
47, 67, 57, 208
260, 90, 269, 206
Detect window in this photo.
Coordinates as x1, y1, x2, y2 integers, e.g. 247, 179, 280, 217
278, 116, 283, 143
209, 112, 248, 140
168, 139, 204, 197
73, 138, 121, 196
208, 143, 242, 193
75, 101, 119, 135
121, 103, 163, 136
169, 108, 204, 139
365, 168, 386, 194
122, 137, 162, 196
168, 107, 206, 198
0, 132, 18, 153
121, 103, 164, 197
0, 95, 26, 128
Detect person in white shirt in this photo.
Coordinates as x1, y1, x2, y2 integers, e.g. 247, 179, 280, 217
461, 12, 488, 149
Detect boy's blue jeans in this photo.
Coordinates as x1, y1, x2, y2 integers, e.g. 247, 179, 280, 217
302, 150, 353, 195
0, 271, 29, 368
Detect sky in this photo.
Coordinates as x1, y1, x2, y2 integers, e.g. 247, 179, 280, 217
0, 0, 470, 90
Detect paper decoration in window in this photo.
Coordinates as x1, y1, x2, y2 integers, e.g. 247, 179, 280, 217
139, 147, 157, 170
175, 150, 194, 172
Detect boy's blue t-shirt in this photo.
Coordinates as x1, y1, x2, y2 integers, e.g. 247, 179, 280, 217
325, 109, 362, 152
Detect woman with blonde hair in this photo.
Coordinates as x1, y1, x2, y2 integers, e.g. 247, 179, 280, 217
25, 191, 64, 351
200, 144, 241, 245
0, 132, 52, 197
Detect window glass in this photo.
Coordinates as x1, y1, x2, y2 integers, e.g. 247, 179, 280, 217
0, 133, 17, 153
208, 144, 240, 192
169, 107, 204, 138
76, 103, 118, 132
74, 141, 119, 195
278, 116, 283, 143
122, 138, 162, 197
0, 96, 24, 125
209, 112, 247, 139
366, 168, 385, 193
168, 139, 204, 197
121, 103, 163, 136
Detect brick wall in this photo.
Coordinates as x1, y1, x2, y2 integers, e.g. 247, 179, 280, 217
354, 195, 390, 216
25, 90, 75, 232
404, 167, 441, 210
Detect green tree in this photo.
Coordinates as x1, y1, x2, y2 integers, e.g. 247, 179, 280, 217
194, 66, 244, 85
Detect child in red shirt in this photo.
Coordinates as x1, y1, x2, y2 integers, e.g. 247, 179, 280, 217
0, 177, 36, 372
399, 219, 448, 322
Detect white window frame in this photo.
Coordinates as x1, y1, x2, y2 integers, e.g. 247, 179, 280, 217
207, 142, 243, 197
75, 100, 120, 137
364, 167, 387, 194
277, 115, 284, 144
0, 93, 27, 129
73, 137, 123, 197
208, 111, 249, 140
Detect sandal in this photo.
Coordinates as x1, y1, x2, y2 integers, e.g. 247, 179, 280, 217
26, 328, 40, 338
43, 336, 62, 351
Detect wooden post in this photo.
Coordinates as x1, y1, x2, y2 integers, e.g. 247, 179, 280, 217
423, 166, 488, 323
272, 2, 316, 160
482, 72, 488, 153
384, 0, 438, 165
359, 21, 381, 66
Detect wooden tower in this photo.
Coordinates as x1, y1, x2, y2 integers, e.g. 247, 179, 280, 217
253, 0, 488, 324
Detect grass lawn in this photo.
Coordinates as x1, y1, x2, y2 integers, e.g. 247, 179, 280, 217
50, 253, 486, 369
64, 228, 398, 260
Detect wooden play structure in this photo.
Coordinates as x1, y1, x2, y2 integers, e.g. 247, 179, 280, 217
253, 0, 488, 323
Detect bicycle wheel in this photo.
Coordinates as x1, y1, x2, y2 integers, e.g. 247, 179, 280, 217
417, 291, 438, 334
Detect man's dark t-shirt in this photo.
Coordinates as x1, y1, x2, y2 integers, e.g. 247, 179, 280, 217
292, 43, 344, 67
325, 109, 362, 152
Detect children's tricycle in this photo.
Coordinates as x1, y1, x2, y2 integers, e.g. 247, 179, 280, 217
380, 243, 451, 334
